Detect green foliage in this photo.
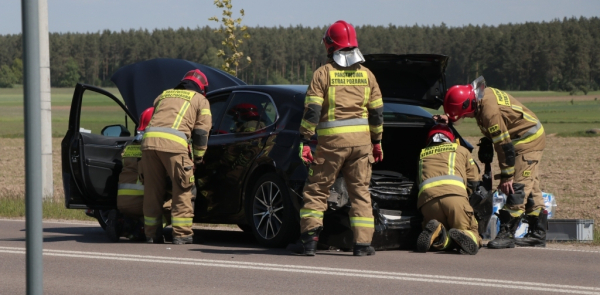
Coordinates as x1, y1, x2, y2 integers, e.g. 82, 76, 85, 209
208, 0, 251, 76
11, 58, 22, 84
0, 64, 16, 88
56, 58, 80, 87
266, 71, 290, 85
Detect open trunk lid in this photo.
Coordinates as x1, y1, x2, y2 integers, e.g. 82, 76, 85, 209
362, 54, 449, 110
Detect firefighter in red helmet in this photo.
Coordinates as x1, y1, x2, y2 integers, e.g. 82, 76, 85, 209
141, 69, 212, 244
434, 76, 547, 249
416, 124, 481, 254
288, 20, 384, 256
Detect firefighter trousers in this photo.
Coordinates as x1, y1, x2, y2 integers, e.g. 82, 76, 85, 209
301, 144, 375, 244
142, 150, 195, 238
420, 195, 482, 249
505, 150, 545, 213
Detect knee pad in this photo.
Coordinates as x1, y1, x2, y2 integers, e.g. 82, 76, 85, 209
506, 182, 526, 206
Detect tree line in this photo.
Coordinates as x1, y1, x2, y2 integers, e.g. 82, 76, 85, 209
0, 16, 599, 93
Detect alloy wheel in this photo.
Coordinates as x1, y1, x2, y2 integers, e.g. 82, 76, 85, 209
252, 181, 284, 240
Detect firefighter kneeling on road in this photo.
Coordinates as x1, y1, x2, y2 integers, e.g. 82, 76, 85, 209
435, 76, 547, 248
141, 69, 212, 245
416, 125, 482, 255
288, 20, 384, 256
106, 107, 174, 242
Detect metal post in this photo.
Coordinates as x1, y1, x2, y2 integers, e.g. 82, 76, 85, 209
40, 0, 53, 199
22, 0, 44, 294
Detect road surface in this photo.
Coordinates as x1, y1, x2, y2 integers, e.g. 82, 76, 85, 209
0, 219, 599, 294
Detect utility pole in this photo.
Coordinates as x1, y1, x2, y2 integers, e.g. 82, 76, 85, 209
22, 0, 44, 293
40, 0, 53, 199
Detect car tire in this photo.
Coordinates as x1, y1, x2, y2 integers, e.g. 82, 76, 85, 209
245, 172, 299, 247
94, 209, 110, 230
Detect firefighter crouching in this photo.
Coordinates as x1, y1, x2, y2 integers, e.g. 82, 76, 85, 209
438, 76, 547, 248
141, 69, 212, 245
288, 20, 384, 256
416, 125, 482, 255
106, 107, 174, 242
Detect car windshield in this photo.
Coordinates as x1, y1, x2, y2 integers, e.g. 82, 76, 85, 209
382, 103, 434, 124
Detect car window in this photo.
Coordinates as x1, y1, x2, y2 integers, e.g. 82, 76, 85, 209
79, 90, 135, 136
216, 91, 276, 134
208, 93, 231, 134
383, 103, 435, 124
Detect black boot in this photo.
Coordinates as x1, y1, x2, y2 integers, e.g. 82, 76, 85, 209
353, 244, 376, 256
515, 210, 547, 247
105, 210, 123, 243
416, 219, 446, 253
287, 227, 322, 256
487, 210, 522, 249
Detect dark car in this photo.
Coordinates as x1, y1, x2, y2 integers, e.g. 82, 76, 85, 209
61, 55, 487, 249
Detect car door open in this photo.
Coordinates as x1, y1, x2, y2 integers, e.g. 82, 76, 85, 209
61, 84, 137, 209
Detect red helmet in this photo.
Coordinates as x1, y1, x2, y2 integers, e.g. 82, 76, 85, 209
427, 124, 455, 143
443, 85, 476, 122
228, 103, 259, 122
137, 107, 154, 132
323, 20, 358, 55
182, 69, 209, 93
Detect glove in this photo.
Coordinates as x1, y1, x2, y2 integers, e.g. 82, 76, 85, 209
299, 141, 313, 165
372, 143, 383, 163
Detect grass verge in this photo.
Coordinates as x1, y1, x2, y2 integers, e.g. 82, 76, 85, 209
0, 193, 95, 221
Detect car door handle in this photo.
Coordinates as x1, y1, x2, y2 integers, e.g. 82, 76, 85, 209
115, 141, 127, 148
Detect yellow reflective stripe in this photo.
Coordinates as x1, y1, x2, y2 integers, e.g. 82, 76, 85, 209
144, 216, 160, 226
491, 88, 511, 106
143, 131, 188, 148
369, 125, 383, 134
362, 87, 371, 118
172, 101, 191, 129
200, 108, 211, 116
122, 145, 142, 158
171, 217, 193, 227
162, 215, 170, 228
117, 189, 144, 196
469, 159, 475, 165
418, 179, 466, 197
329, 70, 369, 85
448, 152, 456, 175
441, 235, 451, 250
492, 131, 510, 143
161, 89, 195, 100
501, 167, 515, 175
511, 105, 538, 124
420, 143, 458, 159
466, 231, 478, 243
505, 208, 524, 217
193, 149, 205, 157
369, 98, 383, 109
318, 125, 370, 136
350, 217, 375, 228
300, 209, 323, 219
328, 87, 336, 121
527, 208, 542, 217
305, 95, 324, 105
301, 119, 317, 132
514, 124, 545, 146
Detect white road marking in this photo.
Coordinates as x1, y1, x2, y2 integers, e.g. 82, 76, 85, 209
1, 246, 598, 294
517, 247, 600, 254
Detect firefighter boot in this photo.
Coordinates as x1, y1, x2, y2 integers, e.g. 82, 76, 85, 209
287, 227, 322, 256
173, 235, 194, 245
416, 219, 445, 253
353, 244, 376, 256
105, 210, 123, 243
146, 225, 164, 244
487, 210, 522, 249
515, 210, 547, 247
449, 229, 479, 255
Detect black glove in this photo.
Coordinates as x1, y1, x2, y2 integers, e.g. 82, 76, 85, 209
477, 137, 494, 164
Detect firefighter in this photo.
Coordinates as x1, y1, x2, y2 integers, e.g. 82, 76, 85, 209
436, 76, 547, 248
416, 124, 482, 255
141, 69, 212, 245
288, 20, 384, 256
106, 107, 157, 242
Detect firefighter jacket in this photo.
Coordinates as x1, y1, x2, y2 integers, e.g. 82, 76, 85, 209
300, 62, 383, 148
475, 88, 546, 180
118, 141, 143, 196
141, 89, 212, 163
417, 142, 480, 208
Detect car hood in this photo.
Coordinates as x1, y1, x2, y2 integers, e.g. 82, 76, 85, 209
111, 58, 245, 120
362, 54, 449, 110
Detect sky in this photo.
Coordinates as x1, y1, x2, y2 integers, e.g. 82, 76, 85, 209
1, 0, 599, 35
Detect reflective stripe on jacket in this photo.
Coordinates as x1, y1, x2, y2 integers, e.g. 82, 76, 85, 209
417, 143, 480, 208
300, 62, 384, 148
118, 142, 144, 196
475, 88, 546, 179
141, 89, 212, 162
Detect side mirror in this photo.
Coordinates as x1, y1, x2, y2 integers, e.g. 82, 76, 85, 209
101, 124, 131, 137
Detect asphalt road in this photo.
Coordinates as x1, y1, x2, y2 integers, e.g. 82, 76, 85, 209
1, 219, 599, 295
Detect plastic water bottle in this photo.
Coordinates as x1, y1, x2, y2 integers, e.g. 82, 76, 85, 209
542, 192, 557, 219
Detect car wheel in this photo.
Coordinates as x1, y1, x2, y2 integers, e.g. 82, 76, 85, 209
94, 209, 110, 230
245, 172, 299, 247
